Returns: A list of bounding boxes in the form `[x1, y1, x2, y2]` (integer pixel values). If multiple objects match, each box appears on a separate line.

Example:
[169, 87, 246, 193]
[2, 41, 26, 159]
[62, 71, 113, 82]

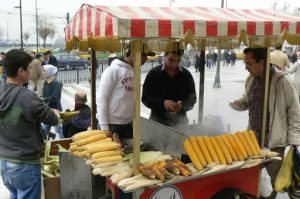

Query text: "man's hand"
[164, 100, 177, 112]
[229, 100, 241, 111]
[165, 100, 182, 114]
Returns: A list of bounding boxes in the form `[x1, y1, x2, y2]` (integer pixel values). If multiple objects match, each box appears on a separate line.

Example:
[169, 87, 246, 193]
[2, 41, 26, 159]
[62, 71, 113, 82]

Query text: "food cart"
[64, 4, 300, 198]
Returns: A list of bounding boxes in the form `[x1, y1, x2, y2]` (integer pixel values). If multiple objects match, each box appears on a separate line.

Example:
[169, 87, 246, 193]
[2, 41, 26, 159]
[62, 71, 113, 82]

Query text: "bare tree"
[38, 16, 56, 48]
[271, 2, 277, 11]
[0, 28, 3, 38]
[49, 29, 55, 46]
[24, 31, 30, 46]
[282, 2, 290, 12]
[294, 7, 300, 15]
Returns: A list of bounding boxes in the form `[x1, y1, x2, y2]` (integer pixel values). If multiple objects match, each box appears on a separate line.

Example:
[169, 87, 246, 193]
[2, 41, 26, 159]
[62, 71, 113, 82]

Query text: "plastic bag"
[275, 146, 294, 192]
[259, 167, 273, 197]
[289, 146, 300, 198]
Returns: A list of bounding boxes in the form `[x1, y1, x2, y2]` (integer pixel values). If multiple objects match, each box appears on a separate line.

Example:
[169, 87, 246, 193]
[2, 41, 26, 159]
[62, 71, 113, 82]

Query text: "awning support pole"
[90, 49, 97, 130]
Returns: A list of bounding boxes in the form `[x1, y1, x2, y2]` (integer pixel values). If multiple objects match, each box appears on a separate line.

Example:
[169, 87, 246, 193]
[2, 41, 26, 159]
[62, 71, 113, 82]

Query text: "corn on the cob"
[77, 138, 113, 151]
[236, 132, 253, 156]
[220, 135, 238, 161]
[210, 137, 227, 165]
[91, 150, 123, 159]
[76, 133, 107, 146]
[203, 136, 220, 164]
[196, 136, 213, 164]
[72, 130, 103, 141]
[225, 134, 244, 161]
[184, 139, 203, 170]
[232, 134, 248, 159]
[86, 142, 121, 154]
[91, 155, 123, 164]
[189, 136, 207, 167]
[248, 130, 261, 154]
[242, 131, 259, 156]
[215, 136, 233, 165]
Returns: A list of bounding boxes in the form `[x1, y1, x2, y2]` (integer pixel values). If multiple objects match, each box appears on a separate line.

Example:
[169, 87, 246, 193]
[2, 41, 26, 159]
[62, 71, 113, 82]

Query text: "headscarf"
[43, 64, 57, 78]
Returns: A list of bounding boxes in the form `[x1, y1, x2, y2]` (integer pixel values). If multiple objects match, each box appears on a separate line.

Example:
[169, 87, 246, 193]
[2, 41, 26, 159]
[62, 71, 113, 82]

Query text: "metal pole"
[90, 50, 97, 129]
[198, 50, 205, 123]
[35, 0, 39, 52]
[213, 0, 224, 88]
[19, 0, 23, 50]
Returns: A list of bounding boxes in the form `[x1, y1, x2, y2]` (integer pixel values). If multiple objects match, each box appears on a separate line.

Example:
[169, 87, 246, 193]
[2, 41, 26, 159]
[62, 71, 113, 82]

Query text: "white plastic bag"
[259, 167, 273, 197]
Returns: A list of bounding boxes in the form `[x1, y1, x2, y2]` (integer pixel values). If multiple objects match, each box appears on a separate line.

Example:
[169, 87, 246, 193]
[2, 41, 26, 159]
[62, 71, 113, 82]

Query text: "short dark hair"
[46, 50, 52, 54]
[275, 45, 282, 50]
[243, 48, 266, 62]
[3, 49, 33, 78]
[0, 52, 6, 56]
[164, 49, 184, 57]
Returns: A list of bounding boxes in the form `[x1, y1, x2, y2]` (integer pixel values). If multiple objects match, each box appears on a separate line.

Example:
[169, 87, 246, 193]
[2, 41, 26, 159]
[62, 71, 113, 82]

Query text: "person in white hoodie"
[96, 45, 154, 142]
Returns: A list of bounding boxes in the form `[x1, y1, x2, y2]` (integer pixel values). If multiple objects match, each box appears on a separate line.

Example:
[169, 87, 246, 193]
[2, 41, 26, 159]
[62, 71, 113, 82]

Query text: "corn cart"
[63, 4, 300, 199]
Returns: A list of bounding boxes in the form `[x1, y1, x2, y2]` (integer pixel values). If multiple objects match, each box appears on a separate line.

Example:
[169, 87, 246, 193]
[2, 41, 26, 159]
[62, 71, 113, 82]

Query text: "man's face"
[244, 52, 264, 78]
[164, 52, 181, 72]
[19, 64, 32, 83]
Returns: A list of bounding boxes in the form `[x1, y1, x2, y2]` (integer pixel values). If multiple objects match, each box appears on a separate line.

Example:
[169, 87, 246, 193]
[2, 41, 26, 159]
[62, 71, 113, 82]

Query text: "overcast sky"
[0, 0, 299, 43]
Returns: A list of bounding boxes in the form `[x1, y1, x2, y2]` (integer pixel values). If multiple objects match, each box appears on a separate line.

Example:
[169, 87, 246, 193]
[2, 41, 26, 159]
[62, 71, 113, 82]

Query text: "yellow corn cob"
[210, 137, 227, 165]
[215, 136, 233, 165]
[86, 142, 121, 154]
[76, 133, 107, 146]
[225, 134, 244, 161]
[77, 138, 113, 152]
[91, 155, 123, 164]
[69, 143, 78, 152]
[196, 136, 213, 164]
[203, 136, 220, 164]
[221, 135, 238, 161]
[72, 130, 103, 141]
[78, 151, 89, 158]
[242, 131, 259, 156]
[247, 130, 261, 154]
[91, 150, 123, 160]
[232, 134, 248, 159]
[236, 132, 254, 157]
[189, 136, 207, 167]
[184, 139, 203, 170]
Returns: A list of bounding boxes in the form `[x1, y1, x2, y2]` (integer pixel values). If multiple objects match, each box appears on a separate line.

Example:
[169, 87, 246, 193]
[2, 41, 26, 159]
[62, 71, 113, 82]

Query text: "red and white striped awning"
[65, 4, 300, 51]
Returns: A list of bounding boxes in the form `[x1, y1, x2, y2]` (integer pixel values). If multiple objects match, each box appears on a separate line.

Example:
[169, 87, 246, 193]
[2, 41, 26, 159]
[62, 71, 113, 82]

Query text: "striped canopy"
[65, 4, 300, 51]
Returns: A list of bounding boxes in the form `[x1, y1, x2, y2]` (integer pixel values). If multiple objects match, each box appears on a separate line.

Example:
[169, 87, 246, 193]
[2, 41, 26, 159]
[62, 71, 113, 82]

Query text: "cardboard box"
[44, 177, 61, 199]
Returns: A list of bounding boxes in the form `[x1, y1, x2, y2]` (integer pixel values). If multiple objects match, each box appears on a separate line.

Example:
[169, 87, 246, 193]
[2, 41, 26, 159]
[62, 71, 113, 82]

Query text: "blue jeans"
[0, 160, 41, 199]
[43, 123, 64, 139]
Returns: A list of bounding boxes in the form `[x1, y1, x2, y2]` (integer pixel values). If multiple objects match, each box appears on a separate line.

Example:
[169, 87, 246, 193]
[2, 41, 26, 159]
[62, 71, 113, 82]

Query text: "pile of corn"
[184, 130, 261, 171]
[69, 130, 124, 164]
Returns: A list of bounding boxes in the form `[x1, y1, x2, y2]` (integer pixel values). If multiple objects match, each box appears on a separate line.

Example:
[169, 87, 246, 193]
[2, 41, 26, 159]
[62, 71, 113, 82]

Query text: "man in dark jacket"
[63, 90, 91, 138]
[142, 49, 196, 126]
[0, 49, 60, 199]
[44, 50, 58, 66]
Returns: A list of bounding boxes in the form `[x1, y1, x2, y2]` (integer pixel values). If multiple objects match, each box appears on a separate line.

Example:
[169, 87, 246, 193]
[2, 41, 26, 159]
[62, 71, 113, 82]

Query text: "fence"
[57, 59, 159, 84]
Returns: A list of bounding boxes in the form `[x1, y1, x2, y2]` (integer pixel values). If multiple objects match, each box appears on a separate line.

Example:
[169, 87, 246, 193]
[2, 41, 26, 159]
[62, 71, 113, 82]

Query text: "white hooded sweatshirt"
[96, 59, 134, 130]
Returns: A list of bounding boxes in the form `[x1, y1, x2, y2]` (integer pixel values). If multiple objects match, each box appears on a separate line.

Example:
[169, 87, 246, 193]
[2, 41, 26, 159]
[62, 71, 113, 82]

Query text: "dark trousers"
[109, 123, 133, 140]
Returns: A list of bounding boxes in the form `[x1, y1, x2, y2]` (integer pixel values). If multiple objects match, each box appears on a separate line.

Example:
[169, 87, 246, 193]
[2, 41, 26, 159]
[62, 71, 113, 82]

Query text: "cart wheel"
[210, 187, 257, 199]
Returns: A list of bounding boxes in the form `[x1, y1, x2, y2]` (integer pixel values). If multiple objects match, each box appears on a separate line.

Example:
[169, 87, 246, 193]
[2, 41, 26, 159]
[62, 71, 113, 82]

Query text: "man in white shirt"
[96, 45, 154, 141]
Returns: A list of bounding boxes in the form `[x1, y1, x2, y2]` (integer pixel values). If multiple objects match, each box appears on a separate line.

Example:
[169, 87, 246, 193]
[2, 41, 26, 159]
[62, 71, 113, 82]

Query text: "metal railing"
[57, 60, 159, 84]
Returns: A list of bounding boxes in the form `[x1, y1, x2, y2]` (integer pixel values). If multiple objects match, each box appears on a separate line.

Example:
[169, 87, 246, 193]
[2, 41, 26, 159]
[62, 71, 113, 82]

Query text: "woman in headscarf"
[42, 64, 63, 139]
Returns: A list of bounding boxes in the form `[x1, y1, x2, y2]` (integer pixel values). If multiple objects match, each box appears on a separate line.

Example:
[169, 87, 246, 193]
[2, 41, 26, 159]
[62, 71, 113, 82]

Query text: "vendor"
[142, 48, 196, 126]
[96, 44, 155, 142]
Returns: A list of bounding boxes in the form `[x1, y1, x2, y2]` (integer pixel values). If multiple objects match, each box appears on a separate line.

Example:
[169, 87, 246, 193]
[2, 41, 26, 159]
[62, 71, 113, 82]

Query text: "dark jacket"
[0, 82, 59, 161]
[43, 79, 62, 111]
[48, 55, 58, 66]
[62, 104, 91, 138]
[142, 64, 196, 126]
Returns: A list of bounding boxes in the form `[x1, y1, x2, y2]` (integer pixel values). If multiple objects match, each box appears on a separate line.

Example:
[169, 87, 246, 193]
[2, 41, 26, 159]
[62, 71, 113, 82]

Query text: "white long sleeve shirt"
[96, 59, 134, 130]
